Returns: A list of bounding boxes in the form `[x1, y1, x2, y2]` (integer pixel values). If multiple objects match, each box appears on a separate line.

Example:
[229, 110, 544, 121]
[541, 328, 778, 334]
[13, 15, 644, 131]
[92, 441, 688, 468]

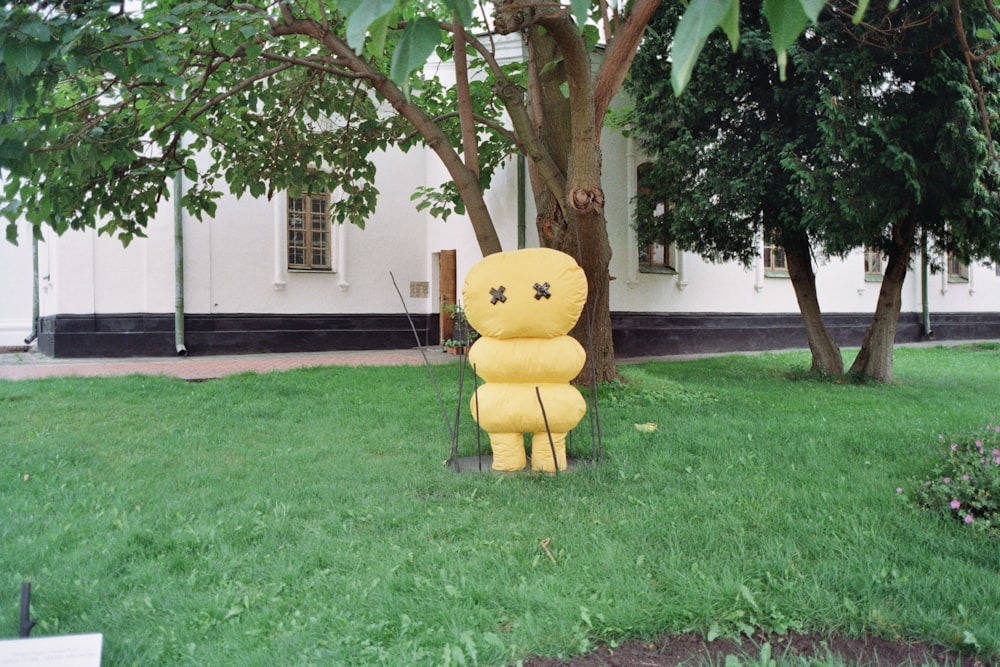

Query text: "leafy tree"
[628, 0, 1000, 383]
[629, 1, 845, 375]
[0, 0, 838, 381]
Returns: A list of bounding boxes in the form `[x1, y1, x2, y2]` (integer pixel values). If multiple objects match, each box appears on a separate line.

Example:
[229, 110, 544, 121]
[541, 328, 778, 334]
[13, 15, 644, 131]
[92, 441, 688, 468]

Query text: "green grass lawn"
[2, 345, 999, 666]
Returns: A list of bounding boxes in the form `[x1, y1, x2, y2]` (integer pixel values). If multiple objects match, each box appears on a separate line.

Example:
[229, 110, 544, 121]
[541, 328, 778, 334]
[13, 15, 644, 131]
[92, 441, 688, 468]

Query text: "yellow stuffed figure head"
[461, 247, 588, 340]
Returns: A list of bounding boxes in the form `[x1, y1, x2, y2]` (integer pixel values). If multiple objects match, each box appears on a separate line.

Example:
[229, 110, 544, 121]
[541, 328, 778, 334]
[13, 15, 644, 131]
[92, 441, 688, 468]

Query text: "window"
[638, 241, 676, 273]
[287, 191, 332, 270]
[762, 233, 787, 274]
[864, 247, 884, 281]
[947, 253, 968, 282]
[636, 162, 677, 274]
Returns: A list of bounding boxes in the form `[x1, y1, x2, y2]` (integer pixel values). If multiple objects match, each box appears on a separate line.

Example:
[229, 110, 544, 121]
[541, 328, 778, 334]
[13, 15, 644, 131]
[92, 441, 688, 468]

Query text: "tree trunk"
[782, 232, 843, 375]
[539, 190, 617, 384]
[848, 216, 918, 383]
[523, 18, 620, 384]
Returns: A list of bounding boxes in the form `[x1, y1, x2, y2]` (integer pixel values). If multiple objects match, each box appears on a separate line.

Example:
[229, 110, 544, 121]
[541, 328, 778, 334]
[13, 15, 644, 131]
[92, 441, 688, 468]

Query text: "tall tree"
[629, 2, 846, 375]
[809, 0, 1000, 382]
[0, 0, 845, 381]
[628, 0, 1000, 382]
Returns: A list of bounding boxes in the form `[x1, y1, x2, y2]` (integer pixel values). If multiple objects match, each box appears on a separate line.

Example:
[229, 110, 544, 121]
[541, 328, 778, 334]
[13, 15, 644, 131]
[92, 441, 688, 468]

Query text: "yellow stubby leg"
[530, 433, 567, 473]
[489, 433, 526, 472]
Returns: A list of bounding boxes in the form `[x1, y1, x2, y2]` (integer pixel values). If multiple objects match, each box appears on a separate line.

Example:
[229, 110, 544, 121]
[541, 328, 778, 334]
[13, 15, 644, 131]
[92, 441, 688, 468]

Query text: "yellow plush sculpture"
[463, 248, 588, 472]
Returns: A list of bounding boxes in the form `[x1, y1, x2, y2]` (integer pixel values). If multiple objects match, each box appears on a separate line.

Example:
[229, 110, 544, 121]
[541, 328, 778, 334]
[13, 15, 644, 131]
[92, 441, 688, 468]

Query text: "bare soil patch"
[523, 633, 986, 666]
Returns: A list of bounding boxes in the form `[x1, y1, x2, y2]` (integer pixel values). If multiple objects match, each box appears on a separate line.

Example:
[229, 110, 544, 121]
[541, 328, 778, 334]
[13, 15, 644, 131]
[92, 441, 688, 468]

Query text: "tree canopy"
[0, 0, 849, 245]
[628, 0, 1000, 381]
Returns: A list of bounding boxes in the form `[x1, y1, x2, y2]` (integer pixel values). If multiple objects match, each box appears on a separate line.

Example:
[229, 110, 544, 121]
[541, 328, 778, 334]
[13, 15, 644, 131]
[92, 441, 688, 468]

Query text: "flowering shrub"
[909, 420, 1000, 536]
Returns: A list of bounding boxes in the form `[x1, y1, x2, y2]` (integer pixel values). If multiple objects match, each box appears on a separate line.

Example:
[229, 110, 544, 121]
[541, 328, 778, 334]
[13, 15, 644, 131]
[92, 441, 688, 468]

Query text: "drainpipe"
[174, 169, 187, 356]
[23, 232, 39, 345]
[921, 228, 933, 339]
[517, 154, 526, 249]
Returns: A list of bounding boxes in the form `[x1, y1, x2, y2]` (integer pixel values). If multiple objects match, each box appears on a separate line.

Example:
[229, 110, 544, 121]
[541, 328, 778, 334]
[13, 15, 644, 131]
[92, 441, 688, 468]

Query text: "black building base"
[37, 313, 440, 358]
[34, 311, 1000, 359]
[611, 311, 1000, 358]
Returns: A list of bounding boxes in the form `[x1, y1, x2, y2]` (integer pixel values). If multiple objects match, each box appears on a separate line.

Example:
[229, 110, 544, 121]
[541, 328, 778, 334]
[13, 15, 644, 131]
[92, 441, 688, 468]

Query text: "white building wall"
[0, 219, 35, 346]
[26, 147, 434, 320]
[41, 226, 95, 315]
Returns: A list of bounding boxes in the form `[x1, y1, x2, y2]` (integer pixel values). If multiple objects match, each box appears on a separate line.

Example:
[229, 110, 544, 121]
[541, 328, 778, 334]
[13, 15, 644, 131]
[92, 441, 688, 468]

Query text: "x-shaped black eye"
[533, 282, 551, 300]
[489, 286, 507, 305]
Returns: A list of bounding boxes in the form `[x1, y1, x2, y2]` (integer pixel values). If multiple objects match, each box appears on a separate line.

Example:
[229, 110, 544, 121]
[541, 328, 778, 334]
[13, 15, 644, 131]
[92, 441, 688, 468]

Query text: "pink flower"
[963, 474, 970, 481]
[950, 500, 961, 510]
[896, 487, 903, 494]
[964, 514, 974, 524]
[951, 443, 958, 451]
[943, 477, 951, 484]
[976, 440, 984, 449]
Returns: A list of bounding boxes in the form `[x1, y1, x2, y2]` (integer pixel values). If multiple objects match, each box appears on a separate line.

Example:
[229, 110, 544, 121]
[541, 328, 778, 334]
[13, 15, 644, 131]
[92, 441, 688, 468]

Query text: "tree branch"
[593, 0, 662, 130]
[453, 17, 480, 177]
[532, 7, 603, 213]
[401, 112, 516, 145]
[456, 19, 567, 213]
[951, 0, 996, 160]
[271, 3, 502, 255]
[191, 63, 296, 119]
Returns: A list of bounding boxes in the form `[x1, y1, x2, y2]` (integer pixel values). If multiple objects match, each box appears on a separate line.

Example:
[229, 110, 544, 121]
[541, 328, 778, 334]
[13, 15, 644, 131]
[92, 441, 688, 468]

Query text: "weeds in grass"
[600, 368, 719, 407]
[908, 420, 1000, 535]
[705, 641, 955, 667]
[955, 342, 1000, 353]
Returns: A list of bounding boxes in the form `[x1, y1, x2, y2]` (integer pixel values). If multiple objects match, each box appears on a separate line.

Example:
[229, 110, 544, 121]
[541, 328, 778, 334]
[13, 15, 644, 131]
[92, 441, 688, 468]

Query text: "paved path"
[0, 348, 458, 381]
[2, 339, 995, 382]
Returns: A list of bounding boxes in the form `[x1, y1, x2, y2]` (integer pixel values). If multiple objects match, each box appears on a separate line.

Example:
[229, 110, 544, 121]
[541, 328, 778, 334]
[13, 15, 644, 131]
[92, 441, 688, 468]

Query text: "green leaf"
[440, 0, 474, 26]
[345, 0, 397, 53]
[852, 0, 870, 24]
[719, 0, 740, 50]
[583, 24, 601, 51]
[762, 0, 809, 80]
[976, 27, 994, 40]
[571, 0, 589, 30]
[244, 40, 262, 61]
[797, 0, 826, 23]
[19, 21, 52, 42]
[671, 0, 739, 95]
[364, 13, 391, 59]
[8, 43, 43, 76]
[389, 17, 441, 88]
[763, 0, 809, 55]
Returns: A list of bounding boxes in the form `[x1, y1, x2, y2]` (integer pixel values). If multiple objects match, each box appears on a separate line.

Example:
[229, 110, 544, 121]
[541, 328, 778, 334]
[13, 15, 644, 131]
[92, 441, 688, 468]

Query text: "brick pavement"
[0, 348, 458, 381]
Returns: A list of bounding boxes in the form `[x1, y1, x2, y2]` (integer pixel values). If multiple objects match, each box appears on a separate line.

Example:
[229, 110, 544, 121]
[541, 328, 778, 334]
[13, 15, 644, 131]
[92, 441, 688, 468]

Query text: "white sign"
[0, 634, 103, 666]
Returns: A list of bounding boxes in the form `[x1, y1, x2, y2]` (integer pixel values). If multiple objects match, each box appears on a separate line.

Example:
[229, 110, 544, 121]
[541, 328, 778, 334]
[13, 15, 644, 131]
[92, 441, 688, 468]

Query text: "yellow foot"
[530, 433, 567, 473]
[489, 433, 526, 472]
